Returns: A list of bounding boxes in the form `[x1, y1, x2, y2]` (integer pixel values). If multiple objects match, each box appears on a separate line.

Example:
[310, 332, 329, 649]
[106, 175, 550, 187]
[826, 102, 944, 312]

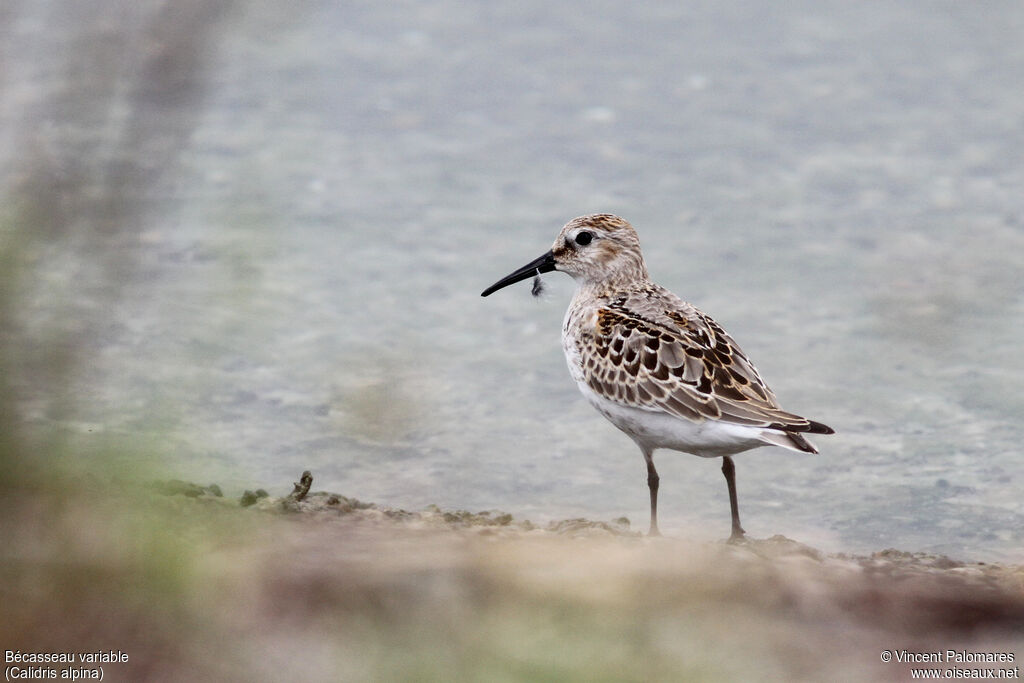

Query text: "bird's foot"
[726, 528, 747, 545]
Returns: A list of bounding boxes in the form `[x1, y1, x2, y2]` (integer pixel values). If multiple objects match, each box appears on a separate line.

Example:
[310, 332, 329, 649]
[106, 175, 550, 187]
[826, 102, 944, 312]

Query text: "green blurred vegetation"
[1, 0, 236, 478]
[0, 0, 247, 676]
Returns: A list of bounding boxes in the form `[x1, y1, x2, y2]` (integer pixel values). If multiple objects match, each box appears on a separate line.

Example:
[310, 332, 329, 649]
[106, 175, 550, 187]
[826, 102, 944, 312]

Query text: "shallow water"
[3, 0, 1023, 561]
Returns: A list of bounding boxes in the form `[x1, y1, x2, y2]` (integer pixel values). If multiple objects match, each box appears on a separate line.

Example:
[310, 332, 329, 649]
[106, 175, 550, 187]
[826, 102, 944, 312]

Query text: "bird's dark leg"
[721, 456, 745, 543]
[643, 448, 660, 536]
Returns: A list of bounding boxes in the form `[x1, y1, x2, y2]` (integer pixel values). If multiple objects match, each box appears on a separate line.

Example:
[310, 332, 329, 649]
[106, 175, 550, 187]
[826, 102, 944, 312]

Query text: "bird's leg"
[721, 456, 745, 543]
[643, 448, 660, 536]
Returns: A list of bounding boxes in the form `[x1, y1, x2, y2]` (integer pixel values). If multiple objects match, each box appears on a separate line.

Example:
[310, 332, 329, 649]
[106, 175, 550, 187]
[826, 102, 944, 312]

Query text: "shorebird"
[481, 214, 833, 540]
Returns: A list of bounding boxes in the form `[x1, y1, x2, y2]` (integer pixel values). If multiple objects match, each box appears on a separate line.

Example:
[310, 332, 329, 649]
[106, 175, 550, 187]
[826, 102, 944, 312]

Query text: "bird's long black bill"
[480, 251, 556, 297]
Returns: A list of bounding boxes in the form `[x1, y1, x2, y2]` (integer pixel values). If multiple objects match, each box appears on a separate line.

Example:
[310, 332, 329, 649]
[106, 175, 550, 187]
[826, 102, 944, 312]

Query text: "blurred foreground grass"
[1, 474, 1021, 682]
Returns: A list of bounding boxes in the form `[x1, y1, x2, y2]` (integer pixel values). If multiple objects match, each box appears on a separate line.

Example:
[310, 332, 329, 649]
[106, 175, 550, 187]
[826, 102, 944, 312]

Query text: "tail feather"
[758, 429, 821, 453]
[782, 431, 819, 453]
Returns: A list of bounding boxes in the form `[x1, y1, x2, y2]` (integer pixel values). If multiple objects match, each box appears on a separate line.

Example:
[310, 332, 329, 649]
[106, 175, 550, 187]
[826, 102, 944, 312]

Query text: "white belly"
[574, 380, 770, 457]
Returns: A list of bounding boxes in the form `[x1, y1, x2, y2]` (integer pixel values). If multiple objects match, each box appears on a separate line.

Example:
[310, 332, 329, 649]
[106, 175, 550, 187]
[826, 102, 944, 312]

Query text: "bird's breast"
[561, 299, 600, 384]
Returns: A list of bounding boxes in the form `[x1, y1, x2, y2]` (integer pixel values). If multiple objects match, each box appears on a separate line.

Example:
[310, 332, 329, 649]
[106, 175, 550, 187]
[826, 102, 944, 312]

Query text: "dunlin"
[482, 214, 833, 540]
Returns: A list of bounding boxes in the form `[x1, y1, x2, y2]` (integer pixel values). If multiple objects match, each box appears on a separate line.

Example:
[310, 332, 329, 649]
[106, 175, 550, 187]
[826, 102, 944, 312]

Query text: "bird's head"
[481, 214, 649, 297]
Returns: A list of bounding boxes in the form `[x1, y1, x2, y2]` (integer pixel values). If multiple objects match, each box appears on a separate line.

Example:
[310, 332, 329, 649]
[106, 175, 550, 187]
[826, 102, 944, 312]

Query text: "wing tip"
[805, 420, 835, 435]
[767, 418, 835, 435]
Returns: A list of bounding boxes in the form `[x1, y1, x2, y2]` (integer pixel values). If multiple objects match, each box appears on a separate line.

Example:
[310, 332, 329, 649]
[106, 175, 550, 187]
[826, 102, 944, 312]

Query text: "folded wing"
[579, 288, 833, 440]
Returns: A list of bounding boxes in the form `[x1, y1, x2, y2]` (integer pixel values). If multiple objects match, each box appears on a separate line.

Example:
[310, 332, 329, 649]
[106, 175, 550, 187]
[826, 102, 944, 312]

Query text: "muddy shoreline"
[153, 470, 1024, 637]
[3, 469, 1019, 681]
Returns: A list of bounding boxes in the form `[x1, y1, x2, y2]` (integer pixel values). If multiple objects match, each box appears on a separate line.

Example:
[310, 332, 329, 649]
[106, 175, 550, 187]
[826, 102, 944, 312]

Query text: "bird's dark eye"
[575, 231, 593, 246]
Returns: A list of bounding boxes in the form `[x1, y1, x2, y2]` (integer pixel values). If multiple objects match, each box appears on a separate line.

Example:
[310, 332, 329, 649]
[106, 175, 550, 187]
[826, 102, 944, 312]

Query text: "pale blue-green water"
[3, 0, 1022, 560]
